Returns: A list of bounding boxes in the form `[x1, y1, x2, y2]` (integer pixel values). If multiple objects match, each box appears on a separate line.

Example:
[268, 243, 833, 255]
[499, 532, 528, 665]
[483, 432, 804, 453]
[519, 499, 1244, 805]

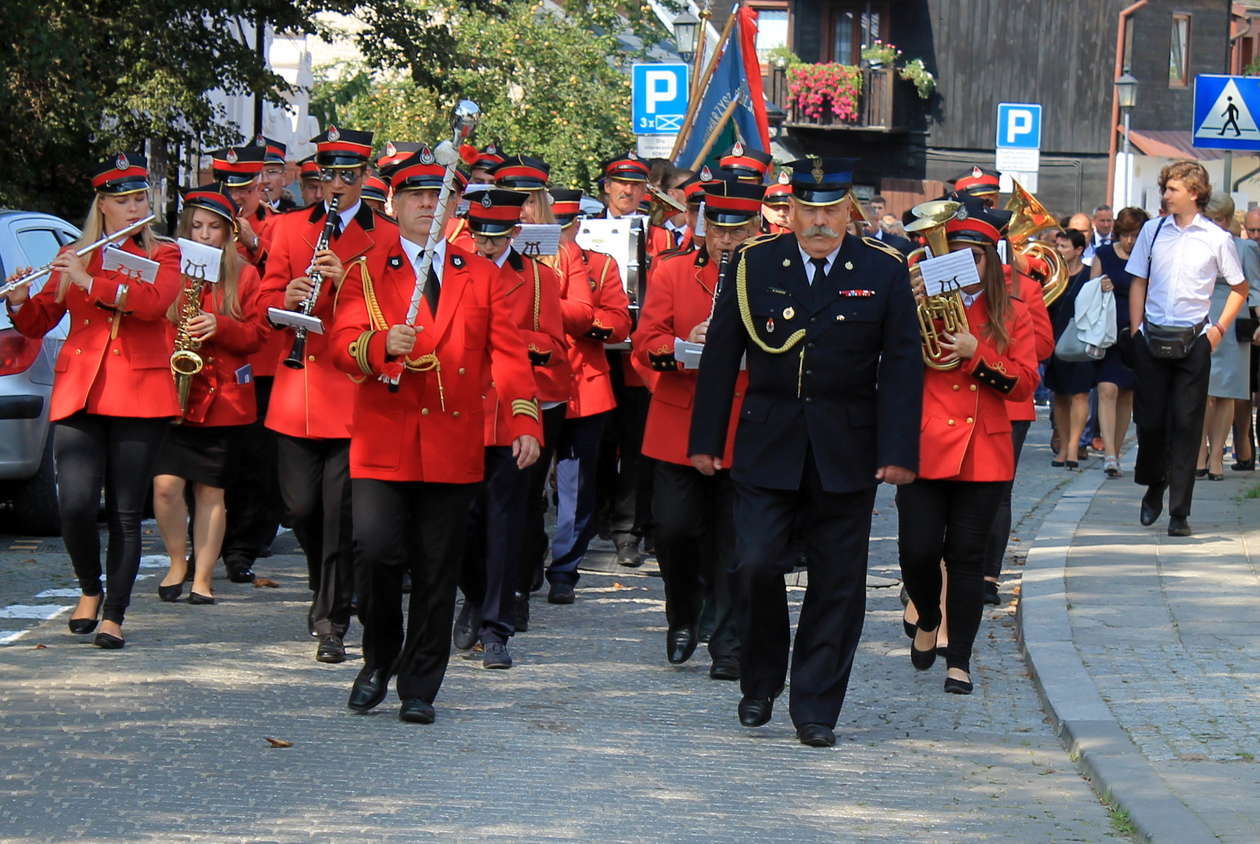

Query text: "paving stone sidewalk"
[1050, 470, 1260, 842]
[0, 420, 1122, 842]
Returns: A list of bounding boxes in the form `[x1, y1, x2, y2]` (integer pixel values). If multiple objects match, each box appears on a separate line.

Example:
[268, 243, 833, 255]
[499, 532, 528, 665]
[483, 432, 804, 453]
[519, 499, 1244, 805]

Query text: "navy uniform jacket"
[688, 232, 923, 493]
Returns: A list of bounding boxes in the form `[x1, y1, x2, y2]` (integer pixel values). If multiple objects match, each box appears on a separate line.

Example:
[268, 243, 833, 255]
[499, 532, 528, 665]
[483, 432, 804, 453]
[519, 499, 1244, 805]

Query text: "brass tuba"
[905, 200, 969, 371]
[1005, 179, 1069, 306]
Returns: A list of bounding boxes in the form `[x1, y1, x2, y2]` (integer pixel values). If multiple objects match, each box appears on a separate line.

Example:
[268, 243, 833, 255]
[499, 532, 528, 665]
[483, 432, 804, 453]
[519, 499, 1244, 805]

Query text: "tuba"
[904, 199, 969, 371]
[1005, 179, 1069, 306]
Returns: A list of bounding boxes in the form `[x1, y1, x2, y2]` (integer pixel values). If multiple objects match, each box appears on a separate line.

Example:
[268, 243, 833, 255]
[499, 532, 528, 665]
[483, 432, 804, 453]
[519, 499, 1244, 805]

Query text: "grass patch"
[1240, 483, 1260, 499]
[1104, 799, 1137, 837]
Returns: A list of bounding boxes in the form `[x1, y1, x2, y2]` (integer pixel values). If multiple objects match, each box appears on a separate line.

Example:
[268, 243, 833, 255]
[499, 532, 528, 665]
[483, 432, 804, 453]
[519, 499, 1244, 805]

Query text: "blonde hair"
[522, 191, 556, 225]
[59, 193, 161, 302]
[172, 205, 244, 319]
[1159, 160, 1212, 210]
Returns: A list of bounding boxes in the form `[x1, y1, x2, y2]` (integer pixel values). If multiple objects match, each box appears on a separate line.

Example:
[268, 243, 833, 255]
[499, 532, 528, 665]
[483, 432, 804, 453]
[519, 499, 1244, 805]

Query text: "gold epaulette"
[861, 236, 907, 264]
[735, 252, 808, 355]
[511, 398, 541, 421]
[737, 233, 783, 253]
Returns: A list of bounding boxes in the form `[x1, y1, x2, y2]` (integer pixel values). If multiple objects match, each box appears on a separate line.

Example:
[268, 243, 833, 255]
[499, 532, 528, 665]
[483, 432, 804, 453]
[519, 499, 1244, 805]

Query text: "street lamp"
[1115, 72, 1138, 207]
[673, 10, 700, 63]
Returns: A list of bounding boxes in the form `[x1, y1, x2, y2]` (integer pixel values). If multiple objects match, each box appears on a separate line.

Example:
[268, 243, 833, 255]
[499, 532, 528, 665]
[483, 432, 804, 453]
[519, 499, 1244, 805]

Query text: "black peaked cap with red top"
[312, 125, 373, 168]
[703, 179, 767, 227]
[718, 142, 772, 183]
[467, 189, 528, 237]
[209, 145, 265, 187]
[91, 152, 150, 195]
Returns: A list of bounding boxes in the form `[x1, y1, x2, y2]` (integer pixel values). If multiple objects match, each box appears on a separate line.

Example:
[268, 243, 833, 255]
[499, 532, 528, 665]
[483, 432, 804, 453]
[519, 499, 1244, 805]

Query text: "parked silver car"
[0, 210, 80, 534]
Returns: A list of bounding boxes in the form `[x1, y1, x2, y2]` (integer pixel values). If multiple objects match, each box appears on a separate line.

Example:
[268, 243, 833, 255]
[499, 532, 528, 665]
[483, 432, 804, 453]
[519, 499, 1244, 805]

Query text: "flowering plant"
[787, 63, 863, 122]
[861, 40, 900, 66]
[899, 58, 936, 99]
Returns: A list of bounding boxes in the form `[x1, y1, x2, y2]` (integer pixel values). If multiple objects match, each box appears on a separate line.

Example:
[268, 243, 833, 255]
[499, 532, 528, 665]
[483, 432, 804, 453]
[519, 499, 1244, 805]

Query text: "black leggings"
[897, 478, 1006, 673]
[55, 412, 167, 624]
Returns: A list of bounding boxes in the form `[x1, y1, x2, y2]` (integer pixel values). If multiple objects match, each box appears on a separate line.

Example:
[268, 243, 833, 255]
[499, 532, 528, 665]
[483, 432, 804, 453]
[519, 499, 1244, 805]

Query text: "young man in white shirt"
[1125, 160, 1247, 536]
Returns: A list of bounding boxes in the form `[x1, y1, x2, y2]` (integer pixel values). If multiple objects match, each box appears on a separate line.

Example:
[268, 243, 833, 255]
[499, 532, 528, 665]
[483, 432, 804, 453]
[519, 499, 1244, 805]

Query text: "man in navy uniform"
[688, 157, 922, 747]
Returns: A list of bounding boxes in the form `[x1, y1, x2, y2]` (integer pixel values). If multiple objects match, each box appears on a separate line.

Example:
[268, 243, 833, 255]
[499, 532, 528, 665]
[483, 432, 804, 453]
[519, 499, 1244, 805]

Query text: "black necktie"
[330, 212, 343, 241]
[423, 255, 440, 313]
[809, 257, 828, 285]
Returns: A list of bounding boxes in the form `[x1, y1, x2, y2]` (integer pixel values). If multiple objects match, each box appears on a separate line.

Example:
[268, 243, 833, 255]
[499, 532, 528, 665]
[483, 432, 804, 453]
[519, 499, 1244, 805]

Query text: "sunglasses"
[319, 168, 363, 185]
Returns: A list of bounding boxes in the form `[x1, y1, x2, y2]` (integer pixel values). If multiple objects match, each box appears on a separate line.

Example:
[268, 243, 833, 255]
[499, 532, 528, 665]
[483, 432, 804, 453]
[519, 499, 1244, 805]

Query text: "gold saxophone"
[170, 273, 207, 417]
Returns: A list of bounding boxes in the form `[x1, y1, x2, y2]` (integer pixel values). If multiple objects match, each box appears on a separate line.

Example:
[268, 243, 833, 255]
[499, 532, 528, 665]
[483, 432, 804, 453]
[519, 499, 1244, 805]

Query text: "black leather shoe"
[982, 581, 1000, 606]
[1232, 459, 1255, 471]
[796, 723, 836, 747]
[348, 666, 389, 712]
[483, 641, 513, 669]
[1139, 485, 1165, 526]
[944, 675, 974, 695]
[399, 698, 435, 724]
[68, 595, 102, 634]
[307, 605, 317, 638]
[738, 695, 773, 727]
[547, 583, 575, 604]
[226, 566, 255, 584]
[1168, 516, 1192, 537]
[666, 624, 698, 665]
[709, 656, 739, 681]
[911, 626, 938, 671]
[513, 592, 529, 632]
[188, 592, 215, 605]
[157, 582, 182, 603]
[697, 600, 716, 643]
[452, 601, 480, 650]
[93, 632, 125, 649]
[614, 535, 641, 568]
[316, 635, 346, 664]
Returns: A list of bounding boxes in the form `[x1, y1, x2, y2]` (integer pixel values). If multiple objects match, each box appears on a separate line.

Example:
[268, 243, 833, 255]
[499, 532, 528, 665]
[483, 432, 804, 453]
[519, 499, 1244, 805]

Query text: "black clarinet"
[708, 250, 730, 320]
[283, 194, 340, 370]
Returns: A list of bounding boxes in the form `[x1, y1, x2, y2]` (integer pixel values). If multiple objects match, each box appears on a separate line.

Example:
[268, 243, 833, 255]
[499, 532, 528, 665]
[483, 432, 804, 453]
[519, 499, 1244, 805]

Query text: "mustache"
[802, 225, 841, 238]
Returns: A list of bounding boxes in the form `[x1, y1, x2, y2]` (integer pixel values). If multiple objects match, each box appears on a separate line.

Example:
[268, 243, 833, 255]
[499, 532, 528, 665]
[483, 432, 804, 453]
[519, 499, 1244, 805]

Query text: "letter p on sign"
[645, 70, 677, 113]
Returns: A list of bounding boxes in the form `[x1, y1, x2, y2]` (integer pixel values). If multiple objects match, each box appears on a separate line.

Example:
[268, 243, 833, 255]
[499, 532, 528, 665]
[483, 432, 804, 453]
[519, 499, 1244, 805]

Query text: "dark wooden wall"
[1128, 0, 1231, 132]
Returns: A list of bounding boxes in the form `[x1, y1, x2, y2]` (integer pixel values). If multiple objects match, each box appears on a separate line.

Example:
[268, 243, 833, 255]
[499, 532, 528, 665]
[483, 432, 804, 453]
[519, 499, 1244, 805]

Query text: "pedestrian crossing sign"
[1193, 75, 1260, 150]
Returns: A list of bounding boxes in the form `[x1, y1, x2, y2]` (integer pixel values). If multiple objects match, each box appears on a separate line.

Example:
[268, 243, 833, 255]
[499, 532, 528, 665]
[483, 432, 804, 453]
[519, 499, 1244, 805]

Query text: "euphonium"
[904, 200, 968, 371]
[170, 272, 208, 416]
[1006, 179, 1069, 306]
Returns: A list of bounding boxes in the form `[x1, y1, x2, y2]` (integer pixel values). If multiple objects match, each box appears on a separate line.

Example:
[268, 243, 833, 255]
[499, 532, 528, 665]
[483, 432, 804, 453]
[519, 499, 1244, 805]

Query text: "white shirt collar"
[1169, 213, 1212, 233]
[326, 199, 361, 231]
[962, 288, 985, 308]
[400, 236, 447, 279]
[798, 243, 843, 283]
[493, 247, 513, 268]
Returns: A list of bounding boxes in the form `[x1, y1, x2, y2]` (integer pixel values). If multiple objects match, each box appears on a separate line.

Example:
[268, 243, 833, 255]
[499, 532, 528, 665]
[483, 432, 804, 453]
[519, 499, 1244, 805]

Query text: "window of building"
[823, 2, 886, 65]
[1170, 13, 1191, 87]
[751, 4, 790, 67]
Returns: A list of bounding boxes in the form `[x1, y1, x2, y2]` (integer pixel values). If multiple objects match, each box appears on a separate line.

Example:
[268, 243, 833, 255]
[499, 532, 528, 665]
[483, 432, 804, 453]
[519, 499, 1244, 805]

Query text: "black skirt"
[152, 424, 243, 488]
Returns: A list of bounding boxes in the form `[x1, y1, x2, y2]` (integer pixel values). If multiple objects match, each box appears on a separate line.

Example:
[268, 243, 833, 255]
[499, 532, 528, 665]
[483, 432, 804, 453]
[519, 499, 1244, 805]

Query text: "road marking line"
[34, 589, 82, 598]
[0, 631, 25, 644]
[0, 605, 71, 620]
[138, 555, 168, 568]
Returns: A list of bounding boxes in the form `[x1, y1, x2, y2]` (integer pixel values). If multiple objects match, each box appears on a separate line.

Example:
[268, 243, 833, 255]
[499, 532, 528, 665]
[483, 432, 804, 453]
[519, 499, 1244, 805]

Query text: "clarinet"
[708, 250, 731, 321]
[283, 194, 341, 370]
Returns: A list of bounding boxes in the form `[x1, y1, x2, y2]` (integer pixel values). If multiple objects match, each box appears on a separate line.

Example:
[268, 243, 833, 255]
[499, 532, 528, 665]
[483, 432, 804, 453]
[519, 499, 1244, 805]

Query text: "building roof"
[1129, 129, 1227, 161]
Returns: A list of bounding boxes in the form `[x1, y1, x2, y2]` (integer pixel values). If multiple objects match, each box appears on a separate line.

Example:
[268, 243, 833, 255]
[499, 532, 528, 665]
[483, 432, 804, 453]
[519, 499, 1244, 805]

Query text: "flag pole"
[670, 3, 741, 161]
[689, 5, 713, 103]
[688, 98, 741, 171]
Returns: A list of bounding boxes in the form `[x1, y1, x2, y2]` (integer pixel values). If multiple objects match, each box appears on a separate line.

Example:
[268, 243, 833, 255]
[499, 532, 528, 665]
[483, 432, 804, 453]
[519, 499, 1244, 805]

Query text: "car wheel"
[11, 432, 59, 536]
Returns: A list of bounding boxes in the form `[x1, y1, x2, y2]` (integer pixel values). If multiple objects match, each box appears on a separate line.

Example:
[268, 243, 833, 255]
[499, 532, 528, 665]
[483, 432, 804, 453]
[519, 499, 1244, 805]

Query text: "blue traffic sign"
[632, 64, 689, 135]
[1193, 75, 1260, 150]
[996, 103, 1042, 150]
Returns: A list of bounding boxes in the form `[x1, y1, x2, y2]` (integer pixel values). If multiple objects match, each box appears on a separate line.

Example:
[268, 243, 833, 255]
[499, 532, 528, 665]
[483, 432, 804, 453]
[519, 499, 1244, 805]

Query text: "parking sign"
[632, 64, 689, 135]
[996, 103, 1042, 150]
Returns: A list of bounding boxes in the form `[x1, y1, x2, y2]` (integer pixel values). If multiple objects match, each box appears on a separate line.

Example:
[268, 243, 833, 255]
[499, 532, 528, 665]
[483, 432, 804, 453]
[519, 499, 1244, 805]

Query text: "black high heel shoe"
[944, 672, 973, 695]
[1195, 468, 1209, 479]
[93, 631, 125, 649]
[910, 626, 938, 671]
[188, 592, 215, 605]
[67, 594, 102, 634]
[158, 582, 183, 602]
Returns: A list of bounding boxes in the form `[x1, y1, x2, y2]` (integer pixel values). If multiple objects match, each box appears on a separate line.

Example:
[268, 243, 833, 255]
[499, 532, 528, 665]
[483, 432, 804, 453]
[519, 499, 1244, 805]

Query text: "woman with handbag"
[1091, 207, 1150, 477]
[1043, 228, 1096, 469]
[1196, 195, 1260, 480]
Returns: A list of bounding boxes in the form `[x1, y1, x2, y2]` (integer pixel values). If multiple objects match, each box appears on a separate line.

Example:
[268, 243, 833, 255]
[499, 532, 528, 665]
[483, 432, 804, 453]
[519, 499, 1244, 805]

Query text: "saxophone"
[170, 272, 208, 417]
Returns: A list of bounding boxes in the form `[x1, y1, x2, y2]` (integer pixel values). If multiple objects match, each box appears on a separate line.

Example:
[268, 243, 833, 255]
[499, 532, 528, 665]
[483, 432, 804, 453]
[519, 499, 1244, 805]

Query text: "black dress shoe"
[796, 723, 836, 747]
[483, 641, 513, 669]
[307, 605, 318, 638]
[316, 635, 346, 664]
[188, 592, 215, 605]
[1232, 459, 1255, 471]
[1208, 473, 1225, 482]
[399, 698, 435, 724]
[93, 632, 125, 649]
[68, 595, 102, 634]
[348, 666, 389, 712]
[902, 618, 916, 639]
[697, 600, 716, 643]
[157, 582, 182, 603]
[982, 581, 1000, 606]
[1195, 468, 1209, 479]
[513, 592, 529, 632]
[547, 583, 575, 605]
[709, 656, 739, 681]
[738, 695, 773, 727]
[1140, 485, 1165, 526]
[666, 624, 698, 665]
[910, 626, 938, 671]
[226, 566, 255, 584]
[614, 535, 641, 568]
[452, 601, 480, 650]
[944, 675, 974, 695]
[1168, 516, 1192, 537]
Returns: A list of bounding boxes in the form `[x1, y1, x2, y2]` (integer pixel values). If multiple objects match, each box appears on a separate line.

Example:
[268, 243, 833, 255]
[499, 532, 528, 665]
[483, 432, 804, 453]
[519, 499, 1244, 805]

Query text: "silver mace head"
[452, 99, 481, 143]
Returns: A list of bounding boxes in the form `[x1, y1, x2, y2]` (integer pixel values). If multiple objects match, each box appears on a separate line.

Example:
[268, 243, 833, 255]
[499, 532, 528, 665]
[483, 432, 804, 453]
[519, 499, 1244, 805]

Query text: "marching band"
[3, 118, 1074, 745]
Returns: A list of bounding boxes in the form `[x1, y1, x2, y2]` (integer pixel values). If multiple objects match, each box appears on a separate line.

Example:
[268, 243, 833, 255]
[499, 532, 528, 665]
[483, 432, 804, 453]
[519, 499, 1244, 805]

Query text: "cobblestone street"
[0, 422, 1122, 841]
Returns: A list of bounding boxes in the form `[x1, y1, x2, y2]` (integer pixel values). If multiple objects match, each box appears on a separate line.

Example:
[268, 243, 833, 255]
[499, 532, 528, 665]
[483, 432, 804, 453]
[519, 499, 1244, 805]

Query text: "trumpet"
[646, 182, 687, 215]
[283, 194, 340, 370]
[1006, 179, 1069, 306]
[904, 200, 968, 371]
[0, 214, 156, 299]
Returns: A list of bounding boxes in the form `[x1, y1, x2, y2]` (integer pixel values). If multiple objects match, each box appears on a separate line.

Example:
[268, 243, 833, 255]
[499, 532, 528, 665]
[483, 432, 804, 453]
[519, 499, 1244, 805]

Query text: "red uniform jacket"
[548, 240, 596, 337]
[633, 248, 746, 467]
[259, 202, 397, 439]
[170, 265, 264, 427]
[919, 296, 1038, 481]
[238, 205, 287, 378]
[12, 237, 182, 421]
[330, 240, 542, 483]
[235, 204, 274, 269]
[1004, 267, 1053, 423]
[484, 250, 569, 446]
[565, 248, 632, 418]
[445, 216, 476, 253]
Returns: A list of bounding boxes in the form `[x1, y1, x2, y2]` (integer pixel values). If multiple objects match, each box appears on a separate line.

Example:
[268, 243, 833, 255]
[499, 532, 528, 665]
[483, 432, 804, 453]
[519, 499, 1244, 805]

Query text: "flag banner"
[675, 5, 772, 169]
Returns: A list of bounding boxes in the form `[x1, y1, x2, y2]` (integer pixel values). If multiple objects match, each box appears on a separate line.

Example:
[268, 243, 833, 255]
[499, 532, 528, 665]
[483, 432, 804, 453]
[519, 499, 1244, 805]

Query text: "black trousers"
[982, 419, 1032, 580]
[897, 478, 1006, 673]
[1132, 334, 1211, 518]
[653, 461, 739, 661]
[734, 461, 876, 728]
[520, 404, 567, 595]
[54, 413, 166, 624]
[222, 376, 283, 571]
[597, 353, 653, 537]
[462, 445, 528, 643]
[276, 435, 353, 637]
[354, 479, 476, 702]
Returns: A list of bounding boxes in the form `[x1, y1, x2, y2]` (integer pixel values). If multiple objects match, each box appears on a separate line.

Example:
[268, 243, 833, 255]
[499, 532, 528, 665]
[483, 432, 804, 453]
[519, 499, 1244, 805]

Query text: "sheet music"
[176, 238, 222, 283]
[512, 224, 561, 257]
[673, 338, 746, 370]
[917, 250, 981, 297]
[100, 246, 159, 284]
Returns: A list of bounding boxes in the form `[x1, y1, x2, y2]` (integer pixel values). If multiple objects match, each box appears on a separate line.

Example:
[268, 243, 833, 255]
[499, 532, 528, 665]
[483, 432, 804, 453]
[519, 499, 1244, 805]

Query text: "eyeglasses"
[318, 168, 363, 185]
[1247, 227, 1260, 236]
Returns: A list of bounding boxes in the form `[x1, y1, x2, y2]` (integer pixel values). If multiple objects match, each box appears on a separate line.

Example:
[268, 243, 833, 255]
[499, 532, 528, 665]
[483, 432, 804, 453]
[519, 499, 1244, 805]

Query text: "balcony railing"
[766, 66, 904, 132]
